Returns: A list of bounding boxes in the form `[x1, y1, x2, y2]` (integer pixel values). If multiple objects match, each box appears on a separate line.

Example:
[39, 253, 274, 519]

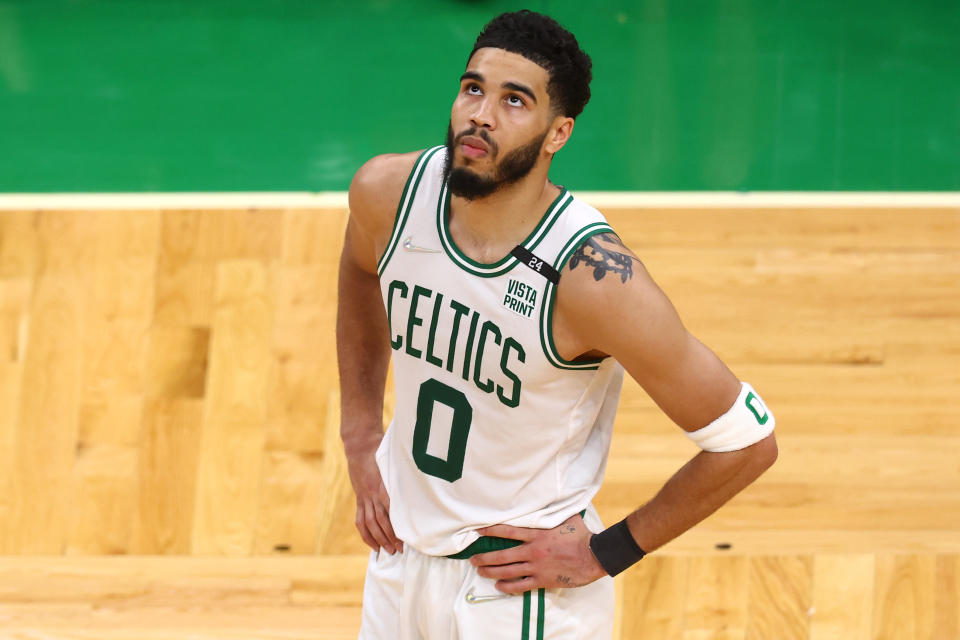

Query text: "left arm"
[472, 232, 777, 593]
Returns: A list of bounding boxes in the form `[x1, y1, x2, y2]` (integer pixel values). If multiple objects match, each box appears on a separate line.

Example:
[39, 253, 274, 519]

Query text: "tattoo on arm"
[569, 233, 635, 283]
[559, 524, 577, 534]
[557, 575, 575, 587]
[599, 232, 626, 248]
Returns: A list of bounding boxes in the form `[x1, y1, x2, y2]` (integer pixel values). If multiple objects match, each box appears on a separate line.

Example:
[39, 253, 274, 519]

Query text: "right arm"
[336, 151, 421, 554]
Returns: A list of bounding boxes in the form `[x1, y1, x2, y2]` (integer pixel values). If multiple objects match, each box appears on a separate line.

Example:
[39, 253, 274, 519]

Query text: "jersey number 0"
[412, 378, 473, 482]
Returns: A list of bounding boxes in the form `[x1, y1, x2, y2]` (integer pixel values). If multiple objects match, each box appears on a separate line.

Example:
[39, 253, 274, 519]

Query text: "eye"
[465, 84, 482, 95]
[507, 94, 525, 107]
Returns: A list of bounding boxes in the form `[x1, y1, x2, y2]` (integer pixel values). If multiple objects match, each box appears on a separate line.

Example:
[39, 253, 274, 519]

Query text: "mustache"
[454, 127, 498, 154]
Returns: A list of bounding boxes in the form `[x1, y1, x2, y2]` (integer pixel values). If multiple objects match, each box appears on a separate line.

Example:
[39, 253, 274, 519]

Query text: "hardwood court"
[0, 199, 957, 638]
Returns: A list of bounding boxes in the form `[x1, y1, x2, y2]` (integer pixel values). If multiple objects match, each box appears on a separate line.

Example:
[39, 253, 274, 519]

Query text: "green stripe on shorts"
[520, 588, 546, 640]
[522, 591, 530, 640]
[537, 588, 545, 639]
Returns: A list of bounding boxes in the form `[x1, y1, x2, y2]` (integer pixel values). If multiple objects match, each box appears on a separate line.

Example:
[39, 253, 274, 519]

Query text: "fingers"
[354, 506, 379, 552]
[361, 498, 397, 555]
[350, 461, 402, 555]
[470, 544, 526, 568]
[377, 482, 391, 511]
[373, 499, 403, 553]
[377, 483, 403, 553]
[471, 517, 604, 593]
[495, 575, 538, 595]
[476, 562, 533, 581]
[476, 523, 535, 541]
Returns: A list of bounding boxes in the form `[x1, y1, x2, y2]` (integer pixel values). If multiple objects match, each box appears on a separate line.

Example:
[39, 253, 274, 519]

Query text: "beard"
[443, 122, 550, 201]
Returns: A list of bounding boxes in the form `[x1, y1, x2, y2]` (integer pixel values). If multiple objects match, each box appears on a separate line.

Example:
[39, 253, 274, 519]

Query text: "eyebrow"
[459, 71, 538, 105]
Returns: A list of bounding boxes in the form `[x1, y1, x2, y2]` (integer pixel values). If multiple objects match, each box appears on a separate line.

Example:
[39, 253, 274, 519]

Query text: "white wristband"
[683, 382, 775, 452]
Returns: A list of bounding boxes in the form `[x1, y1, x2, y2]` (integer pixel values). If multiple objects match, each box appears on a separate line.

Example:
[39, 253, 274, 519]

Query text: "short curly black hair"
[468, 10, 592, 119]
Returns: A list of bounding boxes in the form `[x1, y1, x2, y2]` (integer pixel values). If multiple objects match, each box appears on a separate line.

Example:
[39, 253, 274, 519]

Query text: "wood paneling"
[0, 203, 956, 637]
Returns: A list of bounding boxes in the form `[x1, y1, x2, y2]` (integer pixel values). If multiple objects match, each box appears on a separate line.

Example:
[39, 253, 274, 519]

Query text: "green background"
[1, 0, 957, 192]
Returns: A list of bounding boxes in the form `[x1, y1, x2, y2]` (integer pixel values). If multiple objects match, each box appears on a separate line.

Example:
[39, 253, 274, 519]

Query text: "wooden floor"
[0, 202, 958, 638]
[0, 553, 957, 639]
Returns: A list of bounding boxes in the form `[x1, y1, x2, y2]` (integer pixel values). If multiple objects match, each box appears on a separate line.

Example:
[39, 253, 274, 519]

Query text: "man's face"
[444, 47, 555, 200]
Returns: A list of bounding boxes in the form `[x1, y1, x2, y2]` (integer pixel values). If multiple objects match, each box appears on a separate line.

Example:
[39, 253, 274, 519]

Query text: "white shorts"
[358, 512, 615, 640]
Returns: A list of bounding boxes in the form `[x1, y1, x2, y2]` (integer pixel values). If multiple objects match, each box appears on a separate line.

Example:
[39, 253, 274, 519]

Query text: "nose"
[470, 96, 495, 130]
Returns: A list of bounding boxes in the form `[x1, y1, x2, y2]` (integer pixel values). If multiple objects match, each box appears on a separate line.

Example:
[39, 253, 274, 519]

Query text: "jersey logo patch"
[402, 236, 441, 253]
[745, 391, 769, 425]
[502, 278, 538, 319]
[464, 588, 514, 603]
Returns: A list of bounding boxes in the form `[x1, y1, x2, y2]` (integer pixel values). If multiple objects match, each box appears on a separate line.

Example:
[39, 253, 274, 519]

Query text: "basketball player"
[337, 10, 777, 639]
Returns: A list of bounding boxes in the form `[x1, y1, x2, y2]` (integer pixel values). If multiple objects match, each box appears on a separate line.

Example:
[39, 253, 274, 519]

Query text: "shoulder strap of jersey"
[377, 146, 445, 276]
[537, 198, 617, 371]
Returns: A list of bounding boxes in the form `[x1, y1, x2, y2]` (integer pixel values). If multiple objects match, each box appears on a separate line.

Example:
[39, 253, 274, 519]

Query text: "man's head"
[444, 10, 592, 200]
[468, 10, 593, 120]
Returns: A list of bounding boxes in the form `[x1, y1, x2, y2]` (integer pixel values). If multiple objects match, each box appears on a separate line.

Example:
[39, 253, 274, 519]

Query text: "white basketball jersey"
[375, 146, 625, 556]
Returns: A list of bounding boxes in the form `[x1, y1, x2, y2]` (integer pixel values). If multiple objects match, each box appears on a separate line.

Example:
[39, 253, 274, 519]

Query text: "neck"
[448, 164, 562, 260]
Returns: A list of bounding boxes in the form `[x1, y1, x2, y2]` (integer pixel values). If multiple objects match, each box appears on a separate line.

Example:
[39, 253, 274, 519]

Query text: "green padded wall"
[0, 0, 957, 191]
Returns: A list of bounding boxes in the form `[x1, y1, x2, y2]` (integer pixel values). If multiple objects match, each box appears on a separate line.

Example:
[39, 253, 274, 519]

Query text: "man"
[337, 10, 777, 640]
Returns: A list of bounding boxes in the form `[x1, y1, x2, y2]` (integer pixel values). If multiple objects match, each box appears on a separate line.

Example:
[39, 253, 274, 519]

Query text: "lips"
[459, 135, 489, 157]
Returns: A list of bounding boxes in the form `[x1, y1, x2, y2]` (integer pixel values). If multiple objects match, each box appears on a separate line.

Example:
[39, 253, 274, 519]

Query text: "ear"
[544, 116, 575, 154]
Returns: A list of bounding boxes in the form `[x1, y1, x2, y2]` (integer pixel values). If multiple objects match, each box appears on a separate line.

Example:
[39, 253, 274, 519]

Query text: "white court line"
[574, 191, 960, 208]
[0, 191, 959, 210]
[0, 192, 350, 210]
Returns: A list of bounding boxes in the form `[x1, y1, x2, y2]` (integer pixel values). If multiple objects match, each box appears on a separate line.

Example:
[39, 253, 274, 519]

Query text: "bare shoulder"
[565, 232, 645, 284]
[560, 232, 657, 302]
[556, 231, 742, 430]
[349, 150, 425, 242]
[553, 231, 672, 358]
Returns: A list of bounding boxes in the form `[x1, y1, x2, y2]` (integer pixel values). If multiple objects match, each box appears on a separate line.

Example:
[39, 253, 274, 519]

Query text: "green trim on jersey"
[539, 222, 617, 370]
[445, 535, 522, 559]
[437, 180, 573, 278]
[376, 146, 444, 277]
[446, 510, 586, 559]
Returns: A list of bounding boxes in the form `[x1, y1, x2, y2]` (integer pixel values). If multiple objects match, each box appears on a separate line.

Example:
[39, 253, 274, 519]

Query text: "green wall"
[1, 0, 957, 192]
